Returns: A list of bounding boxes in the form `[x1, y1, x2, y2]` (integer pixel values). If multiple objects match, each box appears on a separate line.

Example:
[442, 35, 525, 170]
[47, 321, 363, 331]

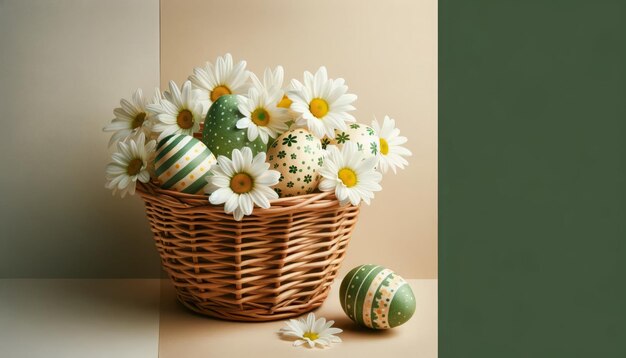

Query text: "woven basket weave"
[136, 182, 359, 322]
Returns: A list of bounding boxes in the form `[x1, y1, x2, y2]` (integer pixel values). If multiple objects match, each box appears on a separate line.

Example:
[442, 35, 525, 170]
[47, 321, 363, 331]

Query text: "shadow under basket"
[136, 182, 360, 322]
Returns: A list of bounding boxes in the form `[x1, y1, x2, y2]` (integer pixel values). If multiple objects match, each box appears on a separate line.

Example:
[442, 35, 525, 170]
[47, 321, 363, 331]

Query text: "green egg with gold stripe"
[154, 134, 217, 194]
[339, 264, 416, 329]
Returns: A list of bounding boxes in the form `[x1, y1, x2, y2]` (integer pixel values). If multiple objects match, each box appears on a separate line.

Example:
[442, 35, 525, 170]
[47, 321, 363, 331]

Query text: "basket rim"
[136, 182, 351, 216]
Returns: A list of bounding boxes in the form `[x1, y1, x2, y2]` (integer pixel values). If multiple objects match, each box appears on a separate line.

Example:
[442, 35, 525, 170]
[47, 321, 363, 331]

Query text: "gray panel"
[0, 0, 162, 277]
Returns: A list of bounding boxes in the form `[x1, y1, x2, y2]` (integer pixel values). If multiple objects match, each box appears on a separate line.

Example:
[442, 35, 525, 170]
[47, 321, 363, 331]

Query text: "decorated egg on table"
[327, 123, 380, 158]
[267, 128, 324, 197]
[153, 134, 216, 194]
[202, 94, 266, 158]
[340, 264, 416, 329]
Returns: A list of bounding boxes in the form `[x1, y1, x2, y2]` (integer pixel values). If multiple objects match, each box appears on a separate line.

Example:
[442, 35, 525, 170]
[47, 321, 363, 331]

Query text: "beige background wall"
[0, 0, 436, 279]
[161, 0, 437, 278]
[0, 0, 161, 277]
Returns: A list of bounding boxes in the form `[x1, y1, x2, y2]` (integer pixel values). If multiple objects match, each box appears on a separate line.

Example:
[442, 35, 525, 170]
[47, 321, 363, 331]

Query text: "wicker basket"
[136, 182, 360, 322]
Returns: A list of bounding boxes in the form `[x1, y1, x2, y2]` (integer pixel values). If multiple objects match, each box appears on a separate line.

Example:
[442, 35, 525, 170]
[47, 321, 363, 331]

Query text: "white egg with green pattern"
[267, 128, 324, 197]
[326, 123, 380, 158]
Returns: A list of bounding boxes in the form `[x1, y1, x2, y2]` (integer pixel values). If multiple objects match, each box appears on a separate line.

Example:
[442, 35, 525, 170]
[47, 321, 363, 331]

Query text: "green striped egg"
[154, 134, 216, 194]
[340, 264, 416, 329]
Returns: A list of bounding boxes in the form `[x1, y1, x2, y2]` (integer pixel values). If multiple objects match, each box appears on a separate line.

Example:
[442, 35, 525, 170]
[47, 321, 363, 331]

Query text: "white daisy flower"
[206, 147, 280, 221]
[319, 143, 382, 206]
[188, 53, 250, 114]
[151, 86, 164, 105]
[279, 313, 343, 348]
[250, 65, 284, 94]
[103, 88, 154, 147]
[146, 80, 204, 142]
[236, 87, 290, 144]
[287, 66, 357, 139]
[105, 132, 156, 198]
[372, 115, 412, 174]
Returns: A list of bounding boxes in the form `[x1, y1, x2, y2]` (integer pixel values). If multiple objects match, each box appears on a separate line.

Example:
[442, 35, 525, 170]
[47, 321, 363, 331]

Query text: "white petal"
[232, 207, 244, 221]
[318, 179, 335, 192]
[224, 194, 239, 213]
[231, 149, 245, 172]
[240, 147, 253, 168]
[249, 189, 270, 209]
[247, 125, 259, 142]
[217, 156, 235, 177]
[255, 170, 279, 186]
[348, 189, 361, 206]
[236, 117, 251, 129]
[239, 194, 253, 215]
[209, 187, 233, 205]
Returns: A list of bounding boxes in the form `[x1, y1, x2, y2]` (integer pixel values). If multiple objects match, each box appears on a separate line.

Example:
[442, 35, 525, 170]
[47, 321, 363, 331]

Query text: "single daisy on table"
[103, 88, 154, 147]
[371, 115, 412, 174]
[319, 143, 382, 206]
[105, 132, 156, 198]
[206, 147, 280, 221]
[188, 53, 250, 114]
[287, 66, 357, 139]
[279, 313, 342, 348]
[236, 87, 290, 144]
[146, 80, 204, 142]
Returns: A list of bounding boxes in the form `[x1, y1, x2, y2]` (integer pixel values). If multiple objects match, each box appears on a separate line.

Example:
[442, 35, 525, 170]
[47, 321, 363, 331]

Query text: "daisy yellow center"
[132, 112, 146, 129]
[277, 95, 292, 108]
[309, 98, 329, 119]
[303, 332, 319, 341]
[230, 173, 253, 194]
[177, 109, 194, 129]
[251, 108, 270, 126]
[338, 168, 358, 187]
[211, 85, 231, 102]
[127, 158, 143, 176]
[380, 138, 389, 155]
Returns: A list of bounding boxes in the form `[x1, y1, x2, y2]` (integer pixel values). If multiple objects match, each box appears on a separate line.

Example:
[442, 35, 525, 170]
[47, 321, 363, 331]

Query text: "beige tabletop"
[0, 278, 436, 357]
[158, 278, 437, 358]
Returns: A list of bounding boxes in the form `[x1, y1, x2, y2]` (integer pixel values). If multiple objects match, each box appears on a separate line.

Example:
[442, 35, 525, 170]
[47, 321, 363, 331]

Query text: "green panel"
[440, 1, 626, 356]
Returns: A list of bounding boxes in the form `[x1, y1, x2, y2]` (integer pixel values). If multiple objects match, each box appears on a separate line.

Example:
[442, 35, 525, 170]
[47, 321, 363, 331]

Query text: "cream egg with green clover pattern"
[326, 123, 380, 159]
[267, 128, 323, 197]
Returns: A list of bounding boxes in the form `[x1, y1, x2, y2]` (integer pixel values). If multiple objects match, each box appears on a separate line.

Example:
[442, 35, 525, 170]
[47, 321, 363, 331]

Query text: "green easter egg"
[339, 264, 416, 329]
[154, 134, 216, 194]
[202, 94, 266, 158]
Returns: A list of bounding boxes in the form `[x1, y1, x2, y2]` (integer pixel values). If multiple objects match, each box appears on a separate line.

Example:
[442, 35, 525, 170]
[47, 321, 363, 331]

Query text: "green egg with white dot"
[202, 94, 266, 158]
[328, 123, 380, 158]
[340, 264, 416, 329]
